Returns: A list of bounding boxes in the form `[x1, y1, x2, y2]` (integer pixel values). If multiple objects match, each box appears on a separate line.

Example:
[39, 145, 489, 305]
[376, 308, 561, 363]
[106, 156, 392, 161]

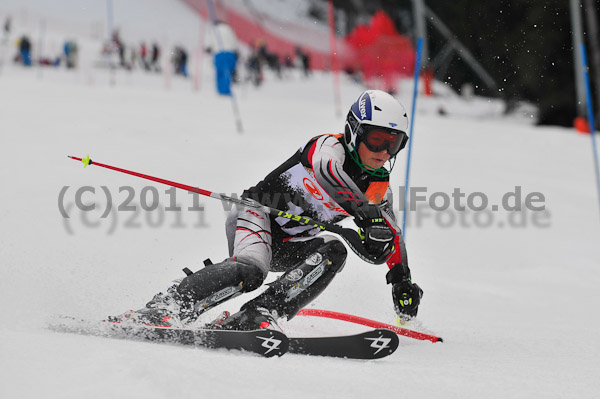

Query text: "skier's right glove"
[354, 205, 395, 260]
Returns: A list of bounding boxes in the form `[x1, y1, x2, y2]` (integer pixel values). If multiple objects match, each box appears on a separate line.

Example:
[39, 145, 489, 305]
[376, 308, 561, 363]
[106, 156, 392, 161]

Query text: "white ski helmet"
[344, 90, 409, 158]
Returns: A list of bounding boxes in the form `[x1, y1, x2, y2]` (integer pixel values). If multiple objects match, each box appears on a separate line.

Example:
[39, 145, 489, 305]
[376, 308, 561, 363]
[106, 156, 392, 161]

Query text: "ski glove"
[386, 263, 423, 319]
[391, 279, 423, 319]
[354, 205, 395, 260]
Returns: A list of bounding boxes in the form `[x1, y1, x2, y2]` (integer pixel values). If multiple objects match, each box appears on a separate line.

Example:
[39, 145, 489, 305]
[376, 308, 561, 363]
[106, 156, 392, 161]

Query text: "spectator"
[63, 40, 78, 69]
[295, 46, 311, 77]
[246, 45, 263, 87]
[140, 42, 149, 70]
[284, 54, 293, 69]
[128, 45, 138, 70]
[254, 39, 284, 78]
[173, 46, 188, 77]
[3, 16, 10, 38]
[118, 42, 128, 69]
[111, 29, 130, 69]
[150, 42, 161, 72]
[18, 35, 32, 66]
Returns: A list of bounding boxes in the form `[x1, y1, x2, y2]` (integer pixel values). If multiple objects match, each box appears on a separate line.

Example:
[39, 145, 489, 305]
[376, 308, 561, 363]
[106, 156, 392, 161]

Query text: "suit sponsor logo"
[303, 178, 324, 200]
[304, 263, 325, 286]
[210, 286, 239, 303]
[245, 210, 264, 219]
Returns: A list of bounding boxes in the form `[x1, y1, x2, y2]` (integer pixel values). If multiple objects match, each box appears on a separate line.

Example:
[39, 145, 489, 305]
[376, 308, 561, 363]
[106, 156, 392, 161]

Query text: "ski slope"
[1, 1, 600, 398]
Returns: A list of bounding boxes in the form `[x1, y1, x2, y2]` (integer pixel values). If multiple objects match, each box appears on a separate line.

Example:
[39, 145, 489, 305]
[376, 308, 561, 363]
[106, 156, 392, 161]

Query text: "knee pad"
[319, 238, 347, 273]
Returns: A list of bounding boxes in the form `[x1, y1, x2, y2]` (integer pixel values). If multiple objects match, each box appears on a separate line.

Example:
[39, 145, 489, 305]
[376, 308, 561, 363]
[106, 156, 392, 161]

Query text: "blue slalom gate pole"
[206, 0, 243, 133]
[580, 43, 600, 219]
[402, 38, 424, 236]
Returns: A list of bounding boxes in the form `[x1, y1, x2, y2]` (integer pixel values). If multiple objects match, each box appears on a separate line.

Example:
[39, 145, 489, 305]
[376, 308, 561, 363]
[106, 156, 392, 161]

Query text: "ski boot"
[215, 305, 283, 332]
[107, 282, 193, 328]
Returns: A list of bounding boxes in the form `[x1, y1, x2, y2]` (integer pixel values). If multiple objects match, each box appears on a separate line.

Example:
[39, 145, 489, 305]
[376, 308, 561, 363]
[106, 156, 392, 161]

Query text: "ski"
[288, 328, 399, 359]
[107, 323, 289, 358]
[48, 316, 288, 358]
[49, 316, 398, 359]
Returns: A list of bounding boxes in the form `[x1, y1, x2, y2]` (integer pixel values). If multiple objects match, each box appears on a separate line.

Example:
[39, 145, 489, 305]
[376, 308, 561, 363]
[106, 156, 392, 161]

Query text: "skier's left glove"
[386, 264, 423, 319]
[391, 279, 423, 318]
[354, 205, 395, 260]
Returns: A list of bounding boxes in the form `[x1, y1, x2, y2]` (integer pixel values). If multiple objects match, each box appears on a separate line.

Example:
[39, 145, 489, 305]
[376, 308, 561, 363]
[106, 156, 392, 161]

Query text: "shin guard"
[176, 260, 264, 315]
[244, 238, 347, 320]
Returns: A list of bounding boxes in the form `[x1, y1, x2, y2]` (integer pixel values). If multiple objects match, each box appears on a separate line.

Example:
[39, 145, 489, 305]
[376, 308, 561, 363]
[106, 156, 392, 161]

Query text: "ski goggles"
[358, 125, 409, 156]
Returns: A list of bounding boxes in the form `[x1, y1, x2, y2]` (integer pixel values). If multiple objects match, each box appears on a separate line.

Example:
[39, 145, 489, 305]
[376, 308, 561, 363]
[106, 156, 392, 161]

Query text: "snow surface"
[1, 1, 600, 398]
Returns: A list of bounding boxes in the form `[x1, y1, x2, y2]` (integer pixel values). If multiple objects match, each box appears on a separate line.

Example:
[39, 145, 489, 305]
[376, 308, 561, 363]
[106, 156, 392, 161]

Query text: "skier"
[111, 90, 423, 331]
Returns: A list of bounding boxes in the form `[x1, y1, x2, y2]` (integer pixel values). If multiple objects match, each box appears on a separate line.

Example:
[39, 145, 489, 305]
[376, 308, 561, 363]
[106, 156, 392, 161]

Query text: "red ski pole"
[68, 155, 385, 265]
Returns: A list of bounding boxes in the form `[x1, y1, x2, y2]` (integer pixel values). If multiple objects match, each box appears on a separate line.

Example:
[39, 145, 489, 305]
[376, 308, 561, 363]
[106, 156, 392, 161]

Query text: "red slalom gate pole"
[297, 308, 443, 343]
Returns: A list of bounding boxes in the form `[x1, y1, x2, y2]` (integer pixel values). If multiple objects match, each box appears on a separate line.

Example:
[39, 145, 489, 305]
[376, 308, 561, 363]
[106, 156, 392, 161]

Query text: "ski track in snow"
[0, 1, 599, 398]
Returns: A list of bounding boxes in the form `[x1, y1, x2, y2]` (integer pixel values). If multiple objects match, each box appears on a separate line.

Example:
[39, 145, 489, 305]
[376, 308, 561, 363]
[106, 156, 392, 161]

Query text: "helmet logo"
[389, 122, 397, 127]
[359, 97, 367, 119]
[303, 178, 324, 200]
[355, 93, 372, 121]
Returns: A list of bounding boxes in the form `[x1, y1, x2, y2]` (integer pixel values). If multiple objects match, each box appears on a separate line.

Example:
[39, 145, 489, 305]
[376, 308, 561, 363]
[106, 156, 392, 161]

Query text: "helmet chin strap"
[348, 144, 396, 178]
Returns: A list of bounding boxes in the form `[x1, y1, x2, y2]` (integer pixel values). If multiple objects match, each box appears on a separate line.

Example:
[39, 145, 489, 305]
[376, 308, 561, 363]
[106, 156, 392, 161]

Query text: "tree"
[325, 0, 587, 127]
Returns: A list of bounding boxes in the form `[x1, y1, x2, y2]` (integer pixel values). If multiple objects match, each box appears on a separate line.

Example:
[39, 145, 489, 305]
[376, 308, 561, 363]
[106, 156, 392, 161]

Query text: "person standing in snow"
[149, 42, 160, 72]
[173, 46, 188, 77]
[63, 40, 78, 69]
[295, 46, 311, 77]
[111, 90, 423, 331]
[139, 42, 149, 70]
[246, 44, 263, 86]
[3, 16, 10, 38]
[18, 35, 32, 66]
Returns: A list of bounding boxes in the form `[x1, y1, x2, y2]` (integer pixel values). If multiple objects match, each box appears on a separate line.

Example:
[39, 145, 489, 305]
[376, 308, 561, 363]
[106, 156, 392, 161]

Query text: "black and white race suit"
[224, 133, 408, 276]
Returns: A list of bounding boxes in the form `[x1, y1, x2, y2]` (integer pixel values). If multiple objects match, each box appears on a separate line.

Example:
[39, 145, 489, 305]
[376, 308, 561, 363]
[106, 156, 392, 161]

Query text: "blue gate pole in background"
[402, 38, 424, 237]
[580, 43, 600, 220]
[206, 0, 244, 133]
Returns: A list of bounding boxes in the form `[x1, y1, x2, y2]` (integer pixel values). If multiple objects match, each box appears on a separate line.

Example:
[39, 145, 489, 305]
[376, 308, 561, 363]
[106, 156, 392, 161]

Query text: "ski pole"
[68, 155, 385, 265]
